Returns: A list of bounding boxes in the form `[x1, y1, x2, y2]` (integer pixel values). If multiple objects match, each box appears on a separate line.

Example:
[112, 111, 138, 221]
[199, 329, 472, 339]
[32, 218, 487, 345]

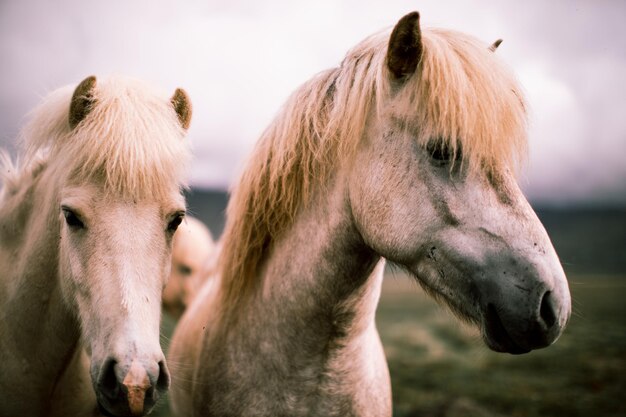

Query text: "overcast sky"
[1, 0, 624, 206]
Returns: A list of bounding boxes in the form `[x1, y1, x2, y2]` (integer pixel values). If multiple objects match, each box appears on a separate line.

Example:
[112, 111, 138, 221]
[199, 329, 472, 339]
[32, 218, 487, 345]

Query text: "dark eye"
[426, 141, 459, 164]
[62, 207, 85, 229]
[177, 264, 192, 276]
[167, 212, 185, 233]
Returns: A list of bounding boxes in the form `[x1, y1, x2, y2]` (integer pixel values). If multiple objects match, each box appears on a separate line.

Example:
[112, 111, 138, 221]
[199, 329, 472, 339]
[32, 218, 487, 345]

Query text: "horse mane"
[218, 27, 528, 307]
[1, 76, 190, 201]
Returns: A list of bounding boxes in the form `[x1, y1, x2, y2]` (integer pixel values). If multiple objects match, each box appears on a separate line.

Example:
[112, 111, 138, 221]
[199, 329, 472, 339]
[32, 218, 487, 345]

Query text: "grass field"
[155, 273, 626, 417]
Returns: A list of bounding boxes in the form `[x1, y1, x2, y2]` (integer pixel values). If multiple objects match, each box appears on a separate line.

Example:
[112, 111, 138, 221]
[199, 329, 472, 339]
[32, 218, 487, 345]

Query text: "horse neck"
[0, 164, 81, 390]
[223, 172, 383, 362]
[198, 173, 391, 415]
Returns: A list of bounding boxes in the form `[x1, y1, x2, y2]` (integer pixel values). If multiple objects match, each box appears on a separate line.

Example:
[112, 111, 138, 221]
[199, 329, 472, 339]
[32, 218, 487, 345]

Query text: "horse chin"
[95, 393, 157, 417]
[96, 392, 156, 417]
[482, 304, 531, 355]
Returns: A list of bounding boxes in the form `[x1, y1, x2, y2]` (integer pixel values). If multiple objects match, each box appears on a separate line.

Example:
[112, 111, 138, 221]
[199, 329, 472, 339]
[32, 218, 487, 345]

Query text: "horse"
[0, 75, 192, 417]
[168, 12, 571, 417]
[162, 216, 217, 319]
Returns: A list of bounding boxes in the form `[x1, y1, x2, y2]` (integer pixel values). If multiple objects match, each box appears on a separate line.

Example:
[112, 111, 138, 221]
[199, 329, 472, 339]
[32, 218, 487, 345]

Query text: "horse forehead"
[61, 184, 184, 210]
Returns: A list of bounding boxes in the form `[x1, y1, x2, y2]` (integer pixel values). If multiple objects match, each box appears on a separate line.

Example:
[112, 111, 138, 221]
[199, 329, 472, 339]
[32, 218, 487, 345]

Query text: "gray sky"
[1, 0, 625, 206]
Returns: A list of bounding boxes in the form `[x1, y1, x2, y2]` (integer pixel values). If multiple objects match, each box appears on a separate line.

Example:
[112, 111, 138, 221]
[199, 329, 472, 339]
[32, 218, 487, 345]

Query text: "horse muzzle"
[477, 260, 571, 355]
[411, 235, 571, 355]
[94, 357, 170, 416]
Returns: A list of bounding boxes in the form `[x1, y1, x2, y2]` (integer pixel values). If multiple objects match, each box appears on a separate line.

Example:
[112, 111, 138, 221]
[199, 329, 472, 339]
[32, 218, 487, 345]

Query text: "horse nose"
[483, 283, 568, 354]
[525, 289, 562, 348]
[539, 290, 558, 328]
[96, 357, 170, 416]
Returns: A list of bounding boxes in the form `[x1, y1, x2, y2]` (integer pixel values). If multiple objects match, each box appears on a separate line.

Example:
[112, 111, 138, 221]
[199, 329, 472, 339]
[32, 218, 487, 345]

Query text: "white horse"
[162, 216, 216, 319]
[0, 75, 192, 416]
[169, 12, 571, 417]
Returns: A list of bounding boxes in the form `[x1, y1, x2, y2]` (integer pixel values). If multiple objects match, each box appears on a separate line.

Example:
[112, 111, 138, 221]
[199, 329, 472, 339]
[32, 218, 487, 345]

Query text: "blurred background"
[1, 1, 624, 416]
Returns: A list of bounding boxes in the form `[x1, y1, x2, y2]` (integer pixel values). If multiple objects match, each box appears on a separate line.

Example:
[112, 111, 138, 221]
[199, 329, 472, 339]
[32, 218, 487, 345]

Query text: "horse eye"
[167, 213, 184, 232]
[177, 264, 192, 276]
[426, 141, 458, 164]
[62, 207, 85, 229]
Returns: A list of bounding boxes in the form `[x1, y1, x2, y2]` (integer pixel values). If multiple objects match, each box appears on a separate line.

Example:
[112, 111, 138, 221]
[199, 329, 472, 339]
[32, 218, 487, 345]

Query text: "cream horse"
[0, 75, 192, 417]
[170, 12, 571, 417]
[162, 216, 216, 319]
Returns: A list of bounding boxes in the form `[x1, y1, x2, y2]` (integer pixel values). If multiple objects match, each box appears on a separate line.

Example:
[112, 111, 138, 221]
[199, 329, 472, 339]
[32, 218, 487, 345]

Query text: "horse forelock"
[17, 76, 191, 200]
[218, 26, 528, 309]
[395, 28, 528, 174]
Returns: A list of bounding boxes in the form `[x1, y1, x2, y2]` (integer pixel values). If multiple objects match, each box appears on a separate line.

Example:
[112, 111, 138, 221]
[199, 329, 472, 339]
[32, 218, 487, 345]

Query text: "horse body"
[170, 12, 571, 416]
[0, 76, 191, 416]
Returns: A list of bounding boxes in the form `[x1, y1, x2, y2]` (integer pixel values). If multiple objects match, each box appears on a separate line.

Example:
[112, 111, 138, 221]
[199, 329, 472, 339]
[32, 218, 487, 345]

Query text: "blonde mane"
[219, 27, 528, 306]
[1, 76, 190, 201]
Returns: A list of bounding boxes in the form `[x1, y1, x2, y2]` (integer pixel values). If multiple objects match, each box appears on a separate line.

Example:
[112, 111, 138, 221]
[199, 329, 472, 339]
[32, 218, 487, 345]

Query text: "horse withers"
[0, 75, 192, 416]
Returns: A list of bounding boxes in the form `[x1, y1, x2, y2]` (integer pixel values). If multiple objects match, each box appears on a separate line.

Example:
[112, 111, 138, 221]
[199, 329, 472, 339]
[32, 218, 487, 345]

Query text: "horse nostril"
[99, 358, 120, 400]
[539, 290, 557, 328]
[156, 360, 170, 392]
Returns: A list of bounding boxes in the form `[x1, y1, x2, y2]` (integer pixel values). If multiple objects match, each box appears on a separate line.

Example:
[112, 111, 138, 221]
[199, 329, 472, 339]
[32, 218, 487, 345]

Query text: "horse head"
[56, 76, 192, 415]
[349, 13, 571, 354]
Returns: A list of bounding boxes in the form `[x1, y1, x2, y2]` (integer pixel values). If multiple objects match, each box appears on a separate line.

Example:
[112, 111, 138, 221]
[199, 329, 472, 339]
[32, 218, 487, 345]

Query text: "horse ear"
[386, 11, 422, 80]
[489, 39, 503, 52]
[171, 88, 192, 130]
[69, 75, 97, 129]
